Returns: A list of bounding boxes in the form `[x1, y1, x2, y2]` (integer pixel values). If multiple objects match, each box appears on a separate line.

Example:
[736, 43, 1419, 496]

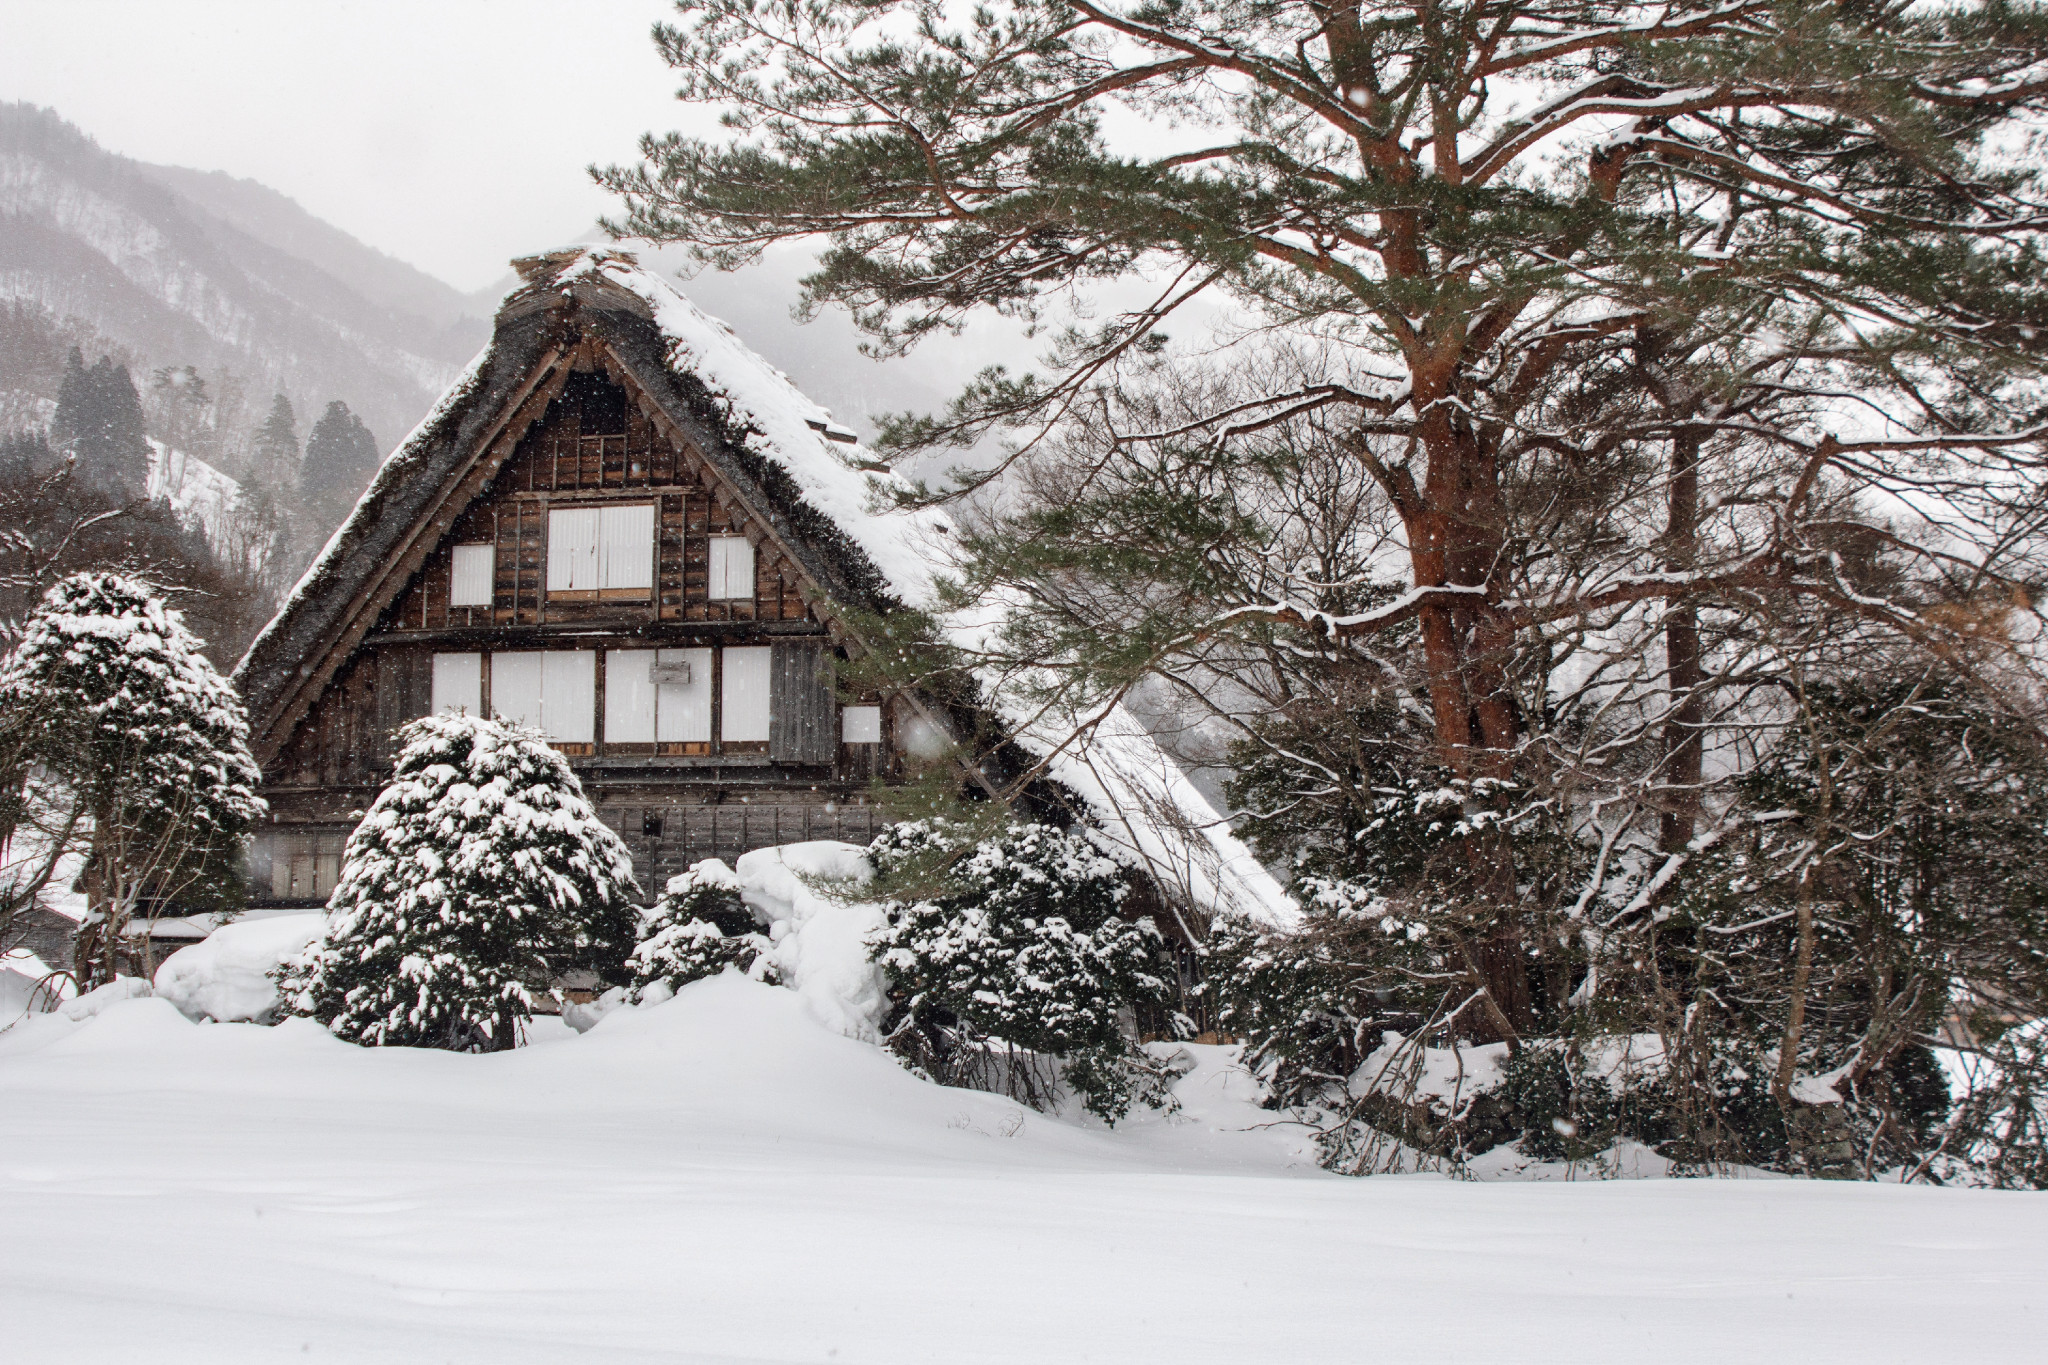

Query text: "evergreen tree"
[866, 818, 1169, 1121]
[0, 573, 263, 986]
[627, 859, 778, 1000]
[48, 346, 88, 450]
[147, 365, 214, 461]
[50, 351, 151, 498]
[0, 429, 46, 485]
[301, 400, 380, 528]
[280, 713, 639, 1051]
[248, 393, 300, 497]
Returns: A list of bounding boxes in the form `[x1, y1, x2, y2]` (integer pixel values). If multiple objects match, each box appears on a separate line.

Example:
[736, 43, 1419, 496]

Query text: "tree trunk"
[72, 835, 118, 990]
[1661, 429, 1705, 855]
[1405, 423, 1532, 1043]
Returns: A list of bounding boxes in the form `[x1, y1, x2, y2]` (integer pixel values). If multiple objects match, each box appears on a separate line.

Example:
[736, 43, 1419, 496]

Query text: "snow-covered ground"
[2, 974, 2042, 1364]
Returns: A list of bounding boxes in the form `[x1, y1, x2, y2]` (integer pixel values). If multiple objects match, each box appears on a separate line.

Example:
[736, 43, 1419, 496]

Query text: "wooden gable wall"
[385, 361, 818, 633]
[263, 349, 873, 794]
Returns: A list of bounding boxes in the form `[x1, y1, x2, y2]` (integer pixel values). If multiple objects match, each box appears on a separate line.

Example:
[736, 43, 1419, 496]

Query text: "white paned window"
[542, 651, 597, 743]
[604, 649, 657, 744]
[491, 652, 545, 732]
[655, 647, 712, 742]
[270, 834, 345, 902]
[599, 504, 655, 590]
[721, 645, 773, 741]
[431, 652, 482, 715]
[449, 543, 494, 607]
[548, 504, 654, 594]
[546, 507, 600, 591]
[842, 705, 882, 744]
[490, 650, 596, 742]
[604, 647, 713, 745]
[707, 534, 755, 601]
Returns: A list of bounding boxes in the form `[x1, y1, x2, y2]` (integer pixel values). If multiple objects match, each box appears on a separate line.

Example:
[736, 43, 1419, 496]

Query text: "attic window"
[707, 535, 755, 601]
[449, 544, 494, 608]
[567, 371, 628, 436]
[548, 504, 654, 597]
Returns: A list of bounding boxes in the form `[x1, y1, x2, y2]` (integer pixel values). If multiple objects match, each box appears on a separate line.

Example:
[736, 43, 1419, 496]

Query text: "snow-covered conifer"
[0, 572, 262, 984]
[627, 858, 778, 1001]
[866, 818, 1168, 1121]
[280, 712, 638, 1051]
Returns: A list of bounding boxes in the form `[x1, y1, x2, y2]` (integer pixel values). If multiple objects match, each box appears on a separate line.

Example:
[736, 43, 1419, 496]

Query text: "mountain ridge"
[0, 102, 487, 460]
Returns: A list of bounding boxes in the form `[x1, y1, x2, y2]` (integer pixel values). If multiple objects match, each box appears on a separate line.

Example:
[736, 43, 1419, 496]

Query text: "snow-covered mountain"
[0, 103, 489, 455]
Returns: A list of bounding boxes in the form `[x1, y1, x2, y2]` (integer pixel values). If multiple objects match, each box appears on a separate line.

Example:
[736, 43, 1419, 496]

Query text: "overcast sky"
[0, 0, 711, 291]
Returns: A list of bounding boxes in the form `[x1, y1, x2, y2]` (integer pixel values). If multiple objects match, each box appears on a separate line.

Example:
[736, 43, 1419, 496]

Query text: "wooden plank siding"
[384, 376, 818, 633]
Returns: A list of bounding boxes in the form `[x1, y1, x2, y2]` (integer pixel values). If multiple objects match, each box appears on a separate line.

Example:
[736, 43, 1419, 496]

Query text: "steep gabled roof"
[235, 248, 1295, 929]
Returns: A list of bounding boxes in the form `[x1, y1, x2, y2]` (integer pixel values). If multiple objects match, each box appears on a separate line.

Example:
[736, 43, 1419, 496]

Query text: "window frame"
[706, 534, 756, 603]
[448, 543, 495, 608]
[546, 501, 655, 601]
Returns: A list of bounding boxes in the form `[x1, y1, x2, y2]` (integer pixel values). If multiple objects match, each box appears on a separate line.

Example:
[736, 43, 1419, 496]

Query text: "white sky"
[0, 0, 709, 291]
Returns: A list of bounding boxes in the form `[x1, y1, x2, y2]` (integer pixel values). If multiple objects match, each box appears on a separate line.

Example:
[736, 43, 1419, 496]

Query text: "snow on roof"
[557, 251, 956, 612]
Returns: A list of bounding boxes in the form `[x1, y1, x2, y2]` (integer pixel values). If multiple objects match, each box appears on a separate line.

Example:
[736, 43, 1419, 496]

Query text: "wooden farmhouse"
[233, 248, 1288, 931]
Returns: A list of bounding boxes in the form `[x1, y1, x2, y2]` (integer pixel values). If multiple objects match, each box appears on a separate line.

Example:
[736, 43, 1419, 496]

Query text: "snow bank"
[153, 913, 322, 1023]
[1355, 1033, 1512, 1108]
[700, 840, 888, 1040]
[2, 976, 2042, 1363]
[0, 949, 62, 1021]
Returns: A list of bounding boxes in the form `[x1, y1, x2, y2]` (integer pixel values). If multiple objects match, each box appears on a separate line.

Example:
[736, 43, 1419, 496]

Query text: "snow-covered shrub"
[629, 859, 778, 1000]
[865, 818, 1169, 1122]
[0, 573, 262, 986]
[278, 712, 638, 1051]
[1204, 903, 1373, 1117]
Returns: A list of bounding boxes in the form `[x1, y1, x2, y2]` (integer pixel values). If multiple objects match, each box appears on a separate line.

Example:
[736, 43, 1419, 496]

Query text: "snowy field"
[2, 976, 2043, 1364]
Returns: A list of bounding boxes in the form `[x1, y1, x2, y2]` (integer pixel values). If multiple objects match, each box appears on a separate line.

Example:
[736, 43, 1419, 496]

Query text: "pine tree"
[0, 429, 46, 485]
[301, 400, 380, 529]
[147, 365, 214, 461]
[248, 393, 300, 497]
[48, 347, 88, 450]
[605, 0, 2048, 1050]
[0, 573, 263, 986]
[280, 713, 639, 1051]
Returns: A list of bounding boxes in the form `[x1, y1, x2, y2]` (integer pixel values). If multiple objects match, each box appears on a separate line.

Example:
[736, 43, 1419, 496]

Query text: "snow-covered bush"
[865, 818, 1169, 1122]
[0, 573, 262, 985]
[278, 712, 638, 1051]
[629, 859, 778, 1000]
[154, 914, 322, 1023]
